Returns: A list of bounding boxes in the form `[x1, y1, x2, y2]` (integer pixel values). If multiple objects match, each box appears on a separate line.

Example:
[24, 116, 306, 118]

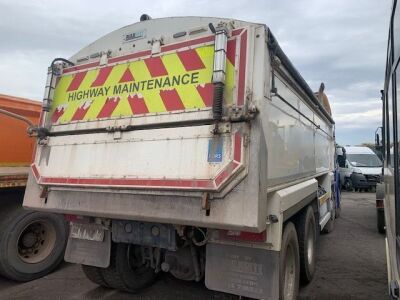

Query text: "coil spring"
[212, 82, 224, 120]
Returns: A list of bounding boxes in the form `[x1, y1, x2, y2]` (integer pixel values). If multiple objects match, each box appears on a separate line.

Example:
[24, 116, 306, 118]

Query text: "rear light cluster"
[219, 230, 266, 242]
[64, 214, 89, 223]
[376, 199, 384, 209]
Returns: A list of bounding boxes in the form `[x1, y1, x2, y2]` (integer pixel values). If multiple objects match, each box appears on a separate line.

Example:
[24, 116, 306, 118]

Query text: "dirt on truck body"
[24, 15, 339, 299]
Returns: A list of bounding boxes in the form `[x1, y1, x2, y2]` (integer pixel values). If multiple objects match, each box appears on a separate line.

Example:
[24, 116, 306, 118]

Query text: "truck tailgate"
[32, 123, 248, 192]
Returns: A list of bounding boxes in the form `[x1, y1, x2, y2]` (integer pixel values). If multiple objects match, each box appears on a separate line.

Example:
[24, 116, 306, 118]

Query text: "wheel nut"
[161, 262, 170, 272]
[124, 223, 133, 233]
[151, 226, 160, 236]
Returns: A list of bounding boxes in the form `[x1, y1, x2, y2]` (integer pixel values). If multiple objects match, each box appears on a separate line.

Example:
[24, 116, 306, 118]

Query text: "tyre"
[98, 243, 122, 290]
[82, 265, 109, 287]
[376, 183, 385, 200]
[377, 209, 385, 234]
[322, 204, 335, 234]
[0, 206, 68, 281]
[335, 206, 341, 219]
[376, 184, 385, 234]
[295, 206, 316, 284]
[333, 184, 341, 219]
[344, 179, 353, 191]
[279, 222, 300, 300]
[101, 243, 157, 293]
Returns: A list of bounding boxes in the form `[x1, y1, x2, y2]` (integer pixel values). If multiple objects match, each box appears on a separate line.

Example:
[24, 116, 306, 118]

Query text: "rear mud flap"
[205, 243, 279, 300]
[64, 229, 111, 268]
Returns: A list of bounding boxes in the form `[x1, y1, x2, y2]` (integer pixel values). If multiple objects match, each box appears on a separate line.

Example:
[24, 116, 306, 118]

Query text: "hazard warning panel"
[49, 31, 246, 124]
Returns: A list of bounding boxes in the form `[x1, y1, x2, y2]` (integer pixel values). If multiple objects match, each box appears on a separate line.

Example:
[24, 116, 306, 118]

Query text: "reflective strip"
[50, 30, 247, 124]
[51, 107, 65, 123]
[177, 49, 205, 71]
[219, 230, 266, 242]
[237, 30, 247, 106]
[67, 71, 87, 92]
[144, 57, 169, 77]
[196, 83, 213, 107]
[119, 68, 135, 83]
[159, 89, 185, 111]
[127, 94, 149, 114]
[226, 39, 236, 65]
[97, 97, 120, 118]
[71, 101, 91, 121]
[91, 66, 113, 87]
[319, 193, 330, 205]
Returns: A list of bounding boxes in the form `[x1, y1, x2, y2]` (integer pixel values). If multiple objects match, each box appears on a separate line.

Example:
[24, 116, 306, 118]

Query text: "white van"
[339, 146, 382, 191]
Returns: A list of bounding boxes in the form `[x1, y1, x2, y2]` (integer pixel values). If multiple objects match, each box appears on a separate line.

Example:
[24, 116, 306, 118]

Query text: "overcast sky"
[0, 0, 391, 145]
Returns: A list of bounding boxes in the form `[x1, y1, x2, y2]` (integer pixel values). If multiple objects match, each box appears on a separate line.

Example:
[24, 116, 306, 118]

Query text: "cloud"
[0, 50, 49, 100]
[0, 0, 392, 145]
[334, 108, 381, 128]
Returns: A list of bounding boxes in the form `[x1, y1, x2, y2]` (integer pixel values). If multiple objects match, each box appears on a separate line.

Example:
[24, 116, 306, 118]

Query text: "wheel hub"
[21, 231, 38, 248]
[17, 220, 57, 264]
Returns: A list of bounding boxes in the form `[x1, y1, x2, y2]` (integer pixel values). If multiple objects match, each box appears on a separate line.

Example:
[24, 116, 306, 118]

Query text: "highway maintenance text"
[67, 72, 200, 102]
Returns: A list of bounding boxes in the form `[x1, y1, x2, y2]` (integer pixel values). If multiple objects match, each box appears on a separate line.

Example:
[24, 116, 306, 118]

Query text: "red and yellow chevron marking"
[50, 34, 242, 124]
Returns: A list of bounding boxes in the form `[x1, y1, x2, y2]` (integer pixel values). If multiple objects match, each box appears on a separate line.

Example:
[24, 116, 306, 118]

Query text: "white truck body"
[24, 16, 335, 299]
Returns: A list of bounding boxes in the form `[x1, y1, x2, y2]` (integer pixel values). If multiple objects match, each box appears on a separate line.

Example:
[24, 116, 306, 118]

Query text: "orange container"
[0, 94, 41, 167]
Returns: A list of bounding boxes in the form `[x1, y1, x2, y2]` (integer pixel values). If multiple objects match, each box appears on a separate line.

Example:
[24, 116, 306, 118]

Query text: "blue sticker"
[208, 138, 223, 163]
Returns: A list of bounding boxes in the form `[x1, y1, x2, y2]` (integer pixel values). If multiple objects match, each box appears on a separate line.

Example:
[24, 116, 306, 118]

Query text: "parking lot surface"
[0, 191, 387, 299]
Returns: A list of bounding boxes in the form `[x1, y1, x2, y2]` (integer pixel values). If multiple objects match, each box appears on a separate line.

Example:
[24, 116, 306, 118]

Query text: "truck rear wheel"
[344, 178, 353, 191]
[377, 209, 385, 234]
[322, 200, 335, 234]
[335, 206, 341, 219]
[376, 184, 385, 234]
[101, 243, 157, 293]
[0, 205, 68, 281]
[279, 222, 300, 300]
[296, 206, 316, 284]
[82, 265, 109, 287]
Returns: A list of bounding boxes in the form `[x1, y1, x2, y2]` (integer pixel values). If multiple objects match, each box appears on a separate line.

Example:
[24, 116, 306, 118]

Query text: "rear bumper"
[23, 169, 265, 232]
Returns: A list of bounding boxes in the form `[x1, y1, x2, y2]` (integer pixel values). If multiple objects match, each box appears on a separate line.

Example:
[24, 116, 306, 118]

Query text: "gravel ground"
[0, 191, 388, 299]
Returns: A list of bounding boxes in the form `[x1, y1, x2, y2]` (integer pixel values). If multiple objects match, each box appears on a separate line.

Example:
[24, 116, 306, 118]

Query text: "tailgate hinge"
[211, 122, 231, 135]
[228, 101, 258, 122]
[106, 125, 127, 140]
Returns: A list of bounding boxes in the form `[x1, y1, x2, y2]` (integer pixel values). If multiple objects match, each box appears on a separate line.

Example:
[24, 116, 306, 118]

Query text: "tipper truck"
[24, 15, 338, 299]
[0, 94, 67, 281]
